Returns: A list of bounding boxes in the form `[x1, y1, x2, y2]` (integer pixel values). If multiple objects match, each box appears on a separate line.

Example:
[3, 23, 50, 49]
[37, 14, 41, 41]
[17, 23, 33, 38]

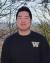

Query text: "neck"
[18, 30, 31, 36]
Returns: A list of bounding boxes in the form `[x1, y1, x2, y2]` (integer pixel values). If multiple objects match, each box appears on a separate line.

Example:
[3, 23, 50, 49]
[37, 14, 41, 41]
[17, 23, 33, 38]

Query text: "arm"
[48, 47, 50, 63]
[40, 36, 49, 63]
[1, 38, 11, 63]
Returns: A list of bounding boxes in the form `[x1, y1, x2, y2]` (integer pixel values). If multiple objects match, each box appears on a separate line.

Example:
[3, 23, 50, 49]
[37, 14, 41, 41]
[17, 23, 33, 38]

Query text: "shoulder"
[31, 31, 45, 38]
[5, 32, 18, 40]
[3, 32, 18, 47]
[31, 31, 48, 42]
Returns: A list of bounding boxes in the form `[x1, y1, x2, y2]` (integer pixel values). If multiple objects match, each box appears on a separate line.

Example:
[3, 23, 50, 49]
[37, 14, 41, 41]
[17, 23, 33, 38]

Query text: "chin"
[20, 29, 27, 31]
[20, 28, 30, 31]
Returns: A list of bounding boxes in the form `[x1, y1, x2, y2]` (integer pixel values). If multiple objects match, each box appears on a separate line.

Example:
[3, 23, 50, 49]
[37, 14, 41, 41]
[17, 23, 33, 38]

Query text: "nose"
[21, 18, 26, 23]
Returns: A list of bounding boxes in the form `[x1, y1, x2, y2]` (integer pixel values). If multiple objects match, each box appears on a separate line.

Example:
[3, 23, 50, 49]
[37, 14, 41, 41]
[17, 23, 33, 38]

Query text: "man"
[1, 6, 49, 63]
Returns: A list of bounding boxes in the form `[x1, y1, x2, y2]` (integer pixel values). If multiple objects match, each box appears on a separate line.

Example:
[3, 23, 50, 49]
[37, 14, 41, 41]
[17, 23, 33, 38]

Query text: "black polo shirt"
[1, 31, 49, 63]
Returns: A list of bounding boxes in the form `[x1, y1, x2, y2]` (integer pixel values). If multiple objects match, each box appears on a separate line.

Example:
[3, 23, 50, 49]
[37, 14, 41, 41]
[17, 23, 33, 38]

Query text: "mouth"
[21, 24, 26, 26]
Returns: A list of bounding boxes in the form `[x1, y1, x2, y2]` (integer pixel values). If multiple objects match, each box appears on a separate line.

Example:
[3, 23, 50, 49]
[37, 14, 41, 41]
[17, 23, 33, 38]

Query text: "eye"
[17, 16, 22, 19]
[25, 17, 29, 19]
[18, 17, 21, 19]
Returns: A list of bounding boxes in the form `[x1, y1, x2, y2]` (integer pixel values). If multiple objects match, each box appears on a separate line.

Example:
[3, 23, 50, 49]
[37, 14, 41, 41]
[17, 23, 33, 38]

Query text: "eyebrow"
[17, 16, 29, 17]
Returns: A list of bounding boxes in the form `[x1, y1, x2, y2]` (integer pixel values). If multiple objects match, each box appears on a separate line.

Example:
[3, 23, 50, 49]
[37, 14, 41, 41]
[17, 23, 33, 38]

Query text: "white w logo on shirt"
[32, 42, 39, 47]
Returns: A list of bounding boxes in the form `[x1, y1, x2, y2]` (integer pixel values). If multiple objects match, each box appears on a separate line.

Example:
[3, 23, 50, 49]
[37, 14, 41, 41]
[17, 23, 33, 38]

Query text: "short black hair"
[16, 6, 32, 20]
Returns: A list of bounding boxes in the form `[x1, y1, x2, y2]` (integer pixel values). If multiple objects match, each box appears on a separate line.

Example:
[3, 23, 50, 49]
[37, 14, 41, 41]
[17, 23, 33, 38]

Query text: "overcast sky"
[0, 0, 50, 24]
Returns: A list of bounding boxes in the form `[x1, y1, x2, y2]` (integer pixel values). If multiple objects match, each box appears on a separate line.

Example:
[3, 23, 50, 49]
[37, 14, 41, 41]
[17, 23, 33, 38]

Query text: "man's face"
[16, 11, 32, 31]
